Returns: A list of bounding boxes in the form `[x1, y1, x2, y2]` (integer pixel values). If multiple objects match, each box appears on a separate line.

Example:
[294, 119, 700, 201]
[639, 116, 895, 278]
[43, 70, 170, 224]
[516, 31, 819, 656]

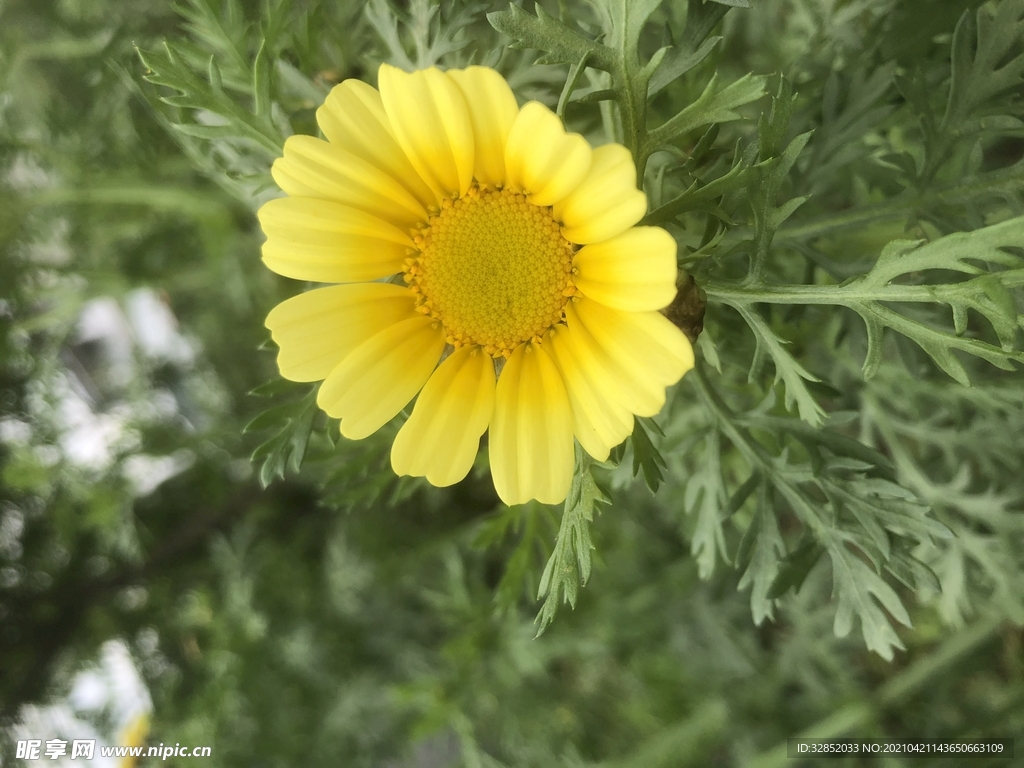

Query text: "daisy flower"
[258, 64, 693, 505]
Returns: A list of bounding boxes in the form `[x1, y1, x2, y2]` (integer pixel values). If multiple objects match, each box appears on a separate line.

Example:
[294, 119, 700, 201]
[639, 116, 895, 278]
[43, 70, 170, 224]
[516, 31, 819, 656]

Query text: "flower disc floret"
[405, 187, 575, 357]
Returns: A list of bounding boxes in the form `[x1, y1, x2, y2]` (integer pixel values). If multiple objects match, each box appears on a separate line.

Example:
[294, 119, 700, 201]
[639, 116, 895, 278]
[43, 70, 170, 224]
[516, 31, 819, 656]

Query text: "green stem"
[704, 269, 1024, 306]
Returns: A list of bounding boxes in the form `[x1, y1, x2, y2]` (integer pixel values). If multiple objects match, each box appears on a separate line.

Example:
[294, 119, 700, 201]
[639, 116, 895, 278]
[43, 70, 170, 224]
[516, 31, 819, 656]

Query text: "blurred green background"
[1, 0, 1022, 766]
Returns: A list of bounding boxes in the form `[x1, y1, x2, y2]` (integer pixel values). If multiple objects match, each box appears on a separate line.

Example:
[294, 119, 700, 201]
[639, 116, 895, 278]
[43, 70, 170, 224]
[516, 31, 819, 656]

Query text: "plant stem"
[704, 269, 1024, 306]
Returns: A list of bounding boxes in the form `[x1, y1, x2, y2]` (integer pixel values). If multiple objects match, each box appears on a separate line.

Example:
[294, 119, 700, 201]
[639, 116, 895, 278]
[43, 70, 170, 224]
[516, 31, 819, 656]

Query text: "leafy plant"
[4, 0, 1024, 765]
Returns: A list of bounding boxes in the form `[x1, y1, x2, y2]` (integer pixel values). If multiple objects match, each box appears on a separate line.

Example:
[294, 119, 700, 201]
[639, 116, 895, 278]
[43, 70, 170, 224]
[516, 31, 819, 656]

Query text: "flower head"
[258, 64, 694, 505]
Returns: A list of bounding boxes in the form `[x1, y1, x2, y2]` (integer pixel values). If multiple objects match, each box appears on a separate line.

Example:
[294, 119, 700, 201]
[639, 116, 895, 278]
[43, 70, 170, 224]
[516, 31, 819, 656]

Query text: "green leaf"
[248, 378, 302, 398]
[629, 417, 667, 493]
[648, 35, 721, 96]
[676, 0, 731, 62]
[644, 153, 753, 225]
[824, 475, 950, 563]
[828, 538, 912, 661]
[942, 0, 1024, 135]
[243, 401, 302, 434]
[861, 221, 1023, 287]
[137, 41, 283, 157]
[723, 470, 760, 519]
[707, 217, 1024, 385]
[855, 221, 1024, 382]
[247, 385, 319, 488]
[736, 484, 783, 625]
[692, 366, 927, 659]
[177, 0, 252, 87]
[488, 3, 613, 71]
[586, 0, 664, 73]
[314, 426, 418, 514]
[366, 0, 476, 70]
[534, 449, 610, 635]
[646, 72, 767, 151]
[766, 533, 824, 600]
[734, 304, 825, 426]
[682, 429, 728, 579]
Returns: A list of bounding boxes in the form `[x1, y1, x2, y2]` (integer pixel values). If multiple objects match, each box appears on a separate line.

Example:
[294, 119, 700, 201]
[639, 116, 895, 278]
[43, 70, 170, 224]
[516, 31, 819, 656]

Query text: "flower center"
[403, 187, 576, 358]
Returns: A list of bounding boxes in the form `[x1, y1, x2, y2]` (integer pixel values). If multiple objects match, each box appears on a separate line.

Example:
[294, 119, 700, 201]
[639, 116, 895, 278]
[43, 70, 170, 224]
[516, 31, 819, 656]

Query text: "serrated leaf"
[246, 385, 319, 488]
[734, 304, 826, 426]
[629, 417, 667, 493]
[534, 449, 610, 635]
[644, 154, 754, 225]
[287, 399, 317, 473]
[137, 41, 283, 157]
[736, 485, 783, 625]
[683, 429, 728, 579]
[177, 0, 251, 85]
[805, 65, 896, 194]
[862, 220, 1023, 287]
[243, 401, 303, 434]
[692, 366, 941, 659]
[587, 0, 664, 77]
[366, 0, 476, 70]
[649, 36, 721, 96]
[676, 0, 731, 62]
[646, 72, 767, 150]
[488, 3, 613, 71]
[707, 218, 1024, 386]
[942, 0, 1024, 134]
[828, 540, 911, 661]
[885, 549, 942, 595]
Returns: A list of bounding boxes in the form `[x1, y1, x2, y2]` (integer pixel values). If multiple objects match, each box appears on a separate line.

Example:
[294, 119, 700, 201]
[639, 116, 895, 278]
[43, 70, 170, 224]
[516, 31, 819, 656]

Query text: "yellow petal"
[316, 79, 435, 207]
[265, 283, 417, 382]
[570, 298, 694, 417]
[504, 101, 591, 207]
[318, 315, 445, 440]
[559, 302, 661, 416]
[258, 197, 412, 283]
[391, 346, 495, 486]
[272, 135, 428, 228]
[547, 325, 633, 461]
[490, 342, 574, 506]
[446, 66, 519, 189]
[554, 144, 647, 244]
[378, 63, 475, 202]
[574, 227, 678, 312]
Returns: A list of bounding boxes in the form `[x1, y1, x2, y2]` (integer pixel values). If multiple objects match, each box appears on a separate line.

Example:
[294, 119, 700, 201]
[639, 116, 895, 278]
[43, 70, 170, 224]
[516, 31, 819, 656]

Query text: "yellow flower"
[259, 64, 694, 505]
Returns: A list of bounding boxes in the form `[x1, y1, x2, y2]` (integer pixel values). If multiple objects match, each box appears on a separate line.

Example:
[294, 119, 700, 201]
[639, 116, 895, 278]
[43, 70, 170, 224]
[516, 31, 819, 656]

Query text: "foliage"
[533, 448, 609, 635]
[3, 0, 1024, 766]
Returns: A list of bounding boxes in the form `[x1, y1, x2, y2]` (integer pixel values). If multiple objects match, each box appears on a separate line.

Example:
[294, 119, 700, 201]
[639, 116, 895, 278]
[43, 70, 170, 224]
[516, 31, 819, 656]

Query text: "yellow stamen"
[403, 186, 575, 357]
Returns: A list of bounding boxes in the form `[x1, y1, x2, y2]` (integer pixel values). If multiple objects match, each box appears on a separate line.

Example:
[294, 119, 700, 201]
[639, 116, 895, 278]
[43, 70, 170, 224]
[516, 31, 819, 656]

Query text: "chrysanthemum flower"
[258, 64, 694, 505]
